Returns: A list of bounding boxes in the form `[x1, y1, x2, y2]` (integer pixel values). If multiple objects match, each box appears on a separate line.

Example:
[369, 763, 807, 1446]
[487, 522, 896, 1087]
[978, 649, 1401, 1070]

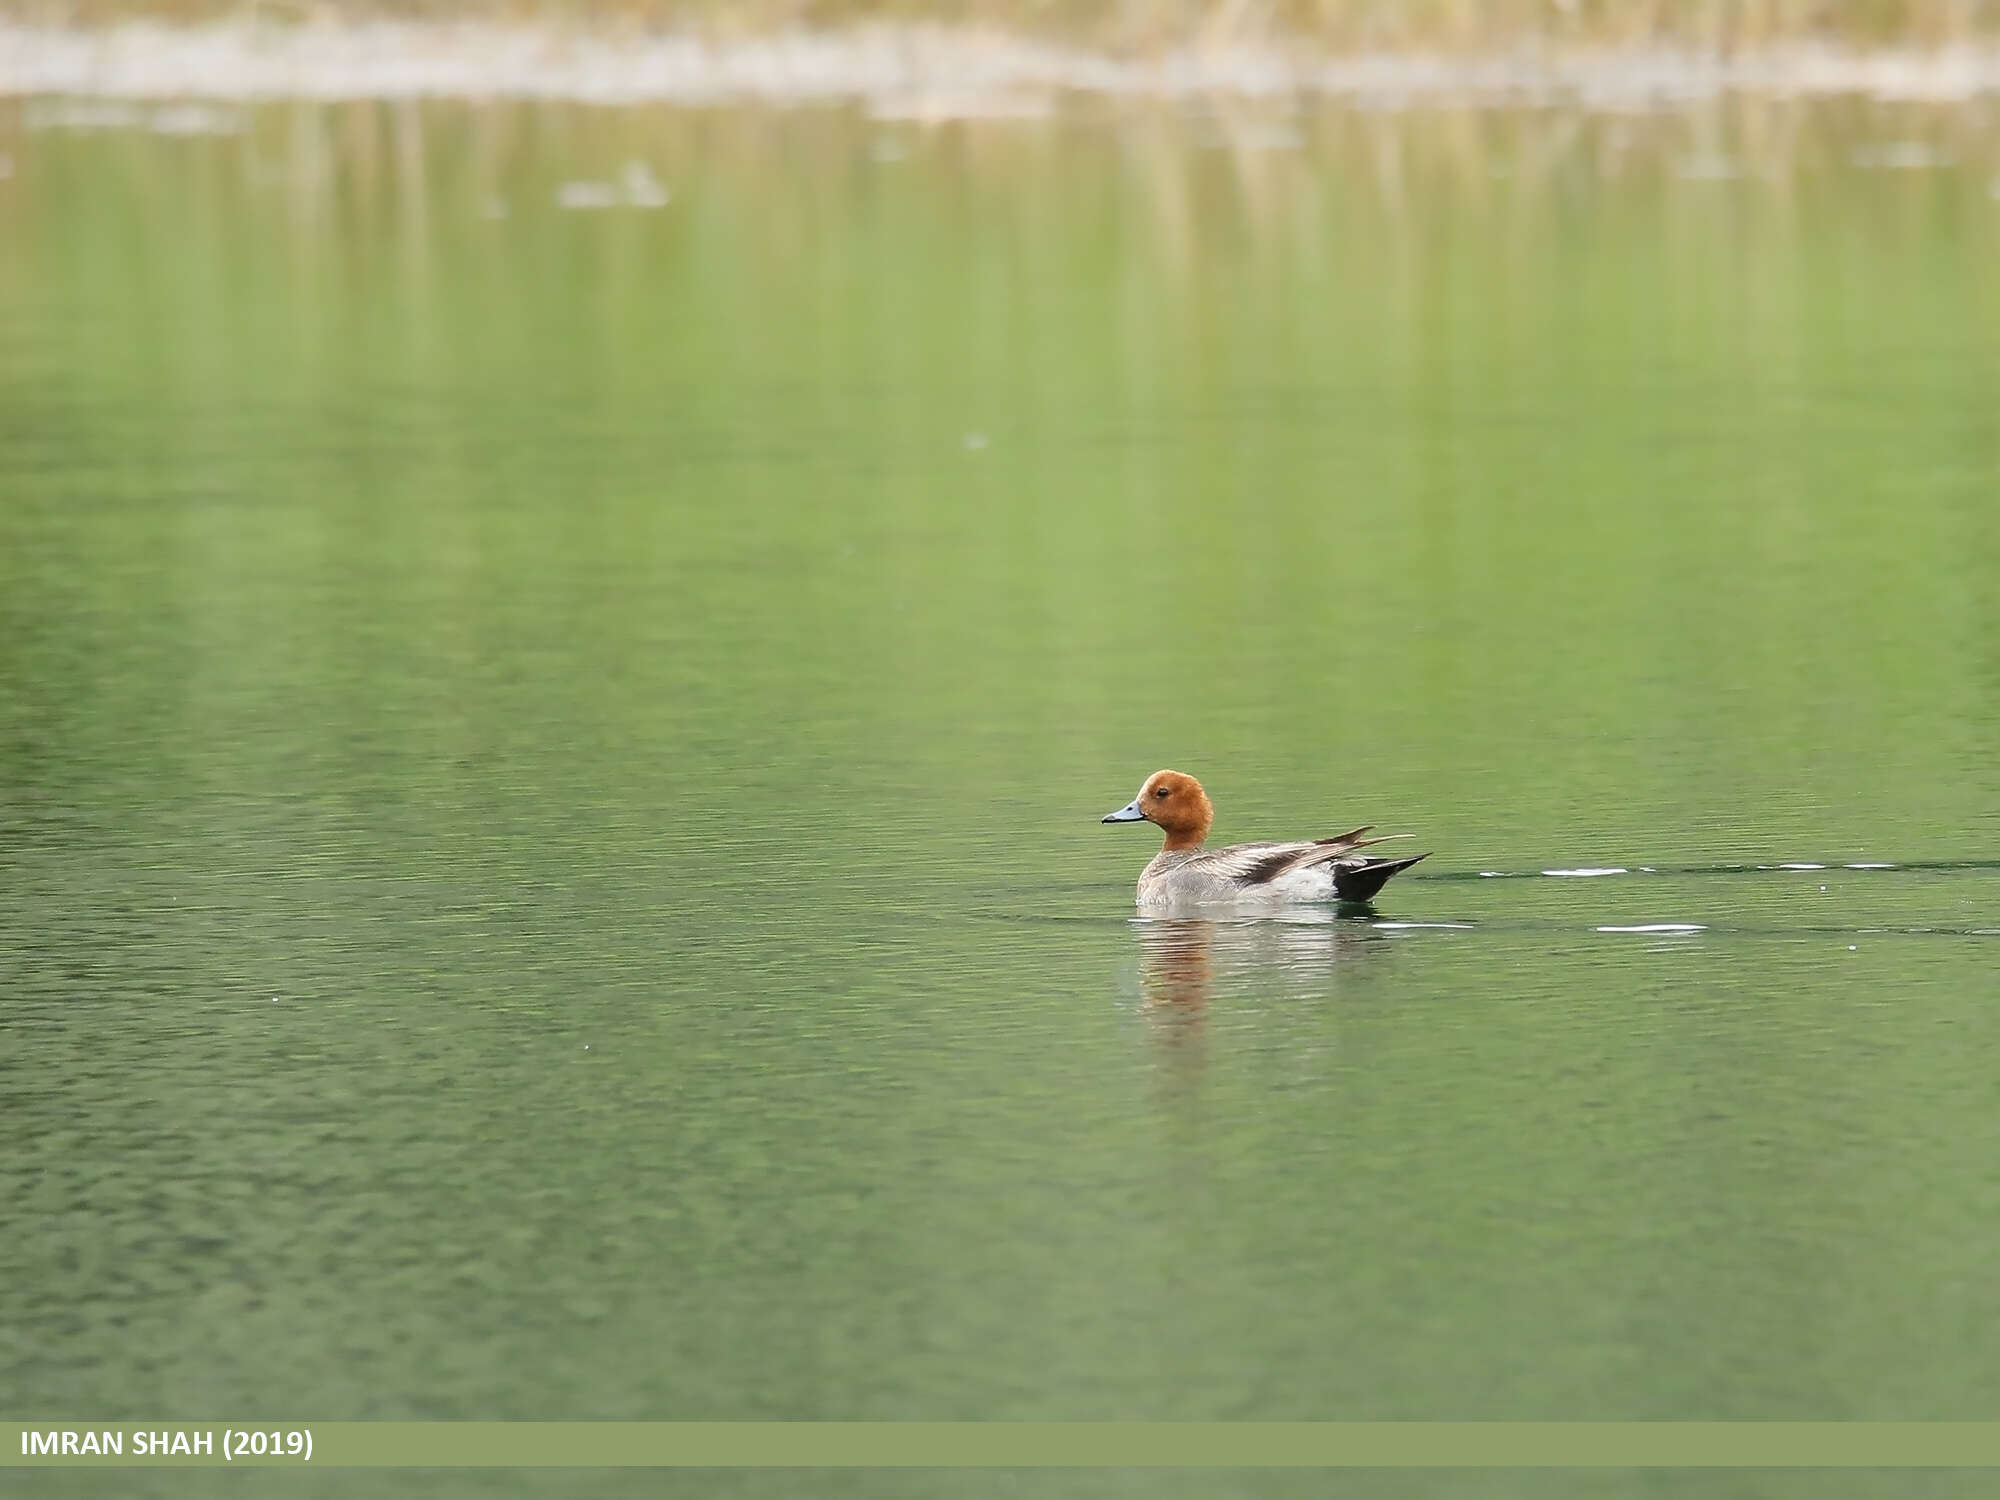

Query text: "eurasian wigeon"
[1102, 769, 1428, 907]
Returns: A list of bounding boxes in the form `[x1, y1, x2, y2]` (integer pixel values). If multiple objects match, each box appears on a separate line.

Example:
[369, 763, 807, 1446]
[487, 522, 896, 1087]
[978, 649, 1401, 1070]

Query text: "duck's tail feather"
[1315, 827, 1413, 854]
[1333, 851, 1430, 903]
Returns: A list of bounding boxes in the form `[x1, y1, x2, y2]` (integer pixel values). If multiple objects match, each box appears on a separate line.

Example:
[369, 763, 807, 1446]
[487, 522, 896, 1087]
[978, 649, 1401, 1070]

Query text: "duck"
[1102, 769, 1428, 907]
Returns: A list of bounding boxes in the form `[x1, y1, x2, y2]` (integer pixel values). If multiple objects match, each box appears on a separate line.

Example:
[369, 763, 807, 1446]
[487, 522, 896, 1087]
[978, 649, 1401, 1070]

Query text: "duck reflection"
[1133, 912, 1383, 1029]
[1135, 918, 1218, 1015]
[1136, 912, 1379, 1001]
[1133, 918, 1215, 1094]
[1131, 914, 1384, 1099]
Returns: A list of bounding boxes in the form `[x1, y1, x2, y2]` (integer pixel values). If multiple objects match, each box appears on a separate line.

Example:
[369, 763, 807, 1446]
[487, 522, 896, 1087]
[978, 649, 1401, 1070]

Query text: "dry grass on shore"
[8, 0, 1997, 51]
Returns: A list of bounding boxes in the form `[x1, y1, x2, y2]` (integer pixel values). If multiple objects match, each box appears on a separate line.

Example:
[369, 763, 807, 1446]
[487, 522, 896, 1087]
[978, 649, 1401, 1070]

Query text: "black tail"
[1333, 851, 1430, 904]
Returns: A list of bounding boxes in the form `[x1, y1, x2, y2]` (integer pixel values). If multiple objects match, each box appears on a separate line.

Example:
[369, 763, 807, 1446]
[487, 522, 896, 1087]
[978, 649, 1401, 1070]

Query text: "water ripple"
[1422, 857, 2000, 883]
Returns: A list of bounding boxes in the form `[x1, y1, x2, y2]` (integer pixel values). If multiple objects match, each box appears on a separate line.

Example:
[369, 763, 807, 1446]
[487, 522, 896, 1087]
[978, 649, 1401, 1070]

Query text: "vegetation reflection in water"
[1, 95, 1998, 1449]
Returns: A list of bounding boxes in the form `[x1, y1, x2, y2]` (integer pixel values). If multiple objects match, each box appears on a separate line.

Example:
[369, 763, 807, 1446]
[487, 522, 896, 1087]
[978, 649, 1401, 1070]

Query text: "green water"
[3, 96, 2000, 1486]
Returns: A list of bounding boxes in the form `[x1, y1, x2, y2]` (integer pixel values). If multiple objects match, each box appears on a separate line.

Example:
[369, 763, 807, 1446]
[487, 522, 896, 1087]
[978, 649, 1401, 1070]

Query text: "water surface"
[2, 97, 1999, 1491]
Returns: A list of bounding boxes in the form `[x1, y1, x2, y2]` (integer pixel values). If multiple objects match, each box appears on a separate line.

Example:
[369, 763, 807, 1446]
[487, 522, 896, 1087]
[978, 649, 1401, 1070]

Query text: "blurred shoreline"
[6, 21, 2000, 109]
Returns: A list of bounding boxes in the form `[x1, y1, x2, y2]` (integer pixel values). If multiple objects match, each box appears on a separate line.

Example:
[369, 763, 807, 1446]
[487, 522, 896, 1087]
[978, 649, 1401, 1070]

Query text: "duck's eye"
[1153, 787, 1171, 799]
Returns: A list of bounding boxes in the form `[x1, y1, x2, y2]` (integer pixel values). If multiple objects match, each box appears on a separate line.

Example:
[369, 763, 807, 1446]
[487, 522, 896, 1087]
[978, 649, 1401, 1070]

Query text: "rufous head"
[1101, 769, 1214, 851]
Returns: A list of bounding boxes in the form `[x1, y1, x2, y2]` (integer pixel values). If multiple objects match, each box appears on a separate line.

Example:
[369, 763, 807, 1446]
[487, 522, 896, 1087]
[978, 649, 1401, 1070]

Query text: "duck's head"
[1101, 769, 1214, 851]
